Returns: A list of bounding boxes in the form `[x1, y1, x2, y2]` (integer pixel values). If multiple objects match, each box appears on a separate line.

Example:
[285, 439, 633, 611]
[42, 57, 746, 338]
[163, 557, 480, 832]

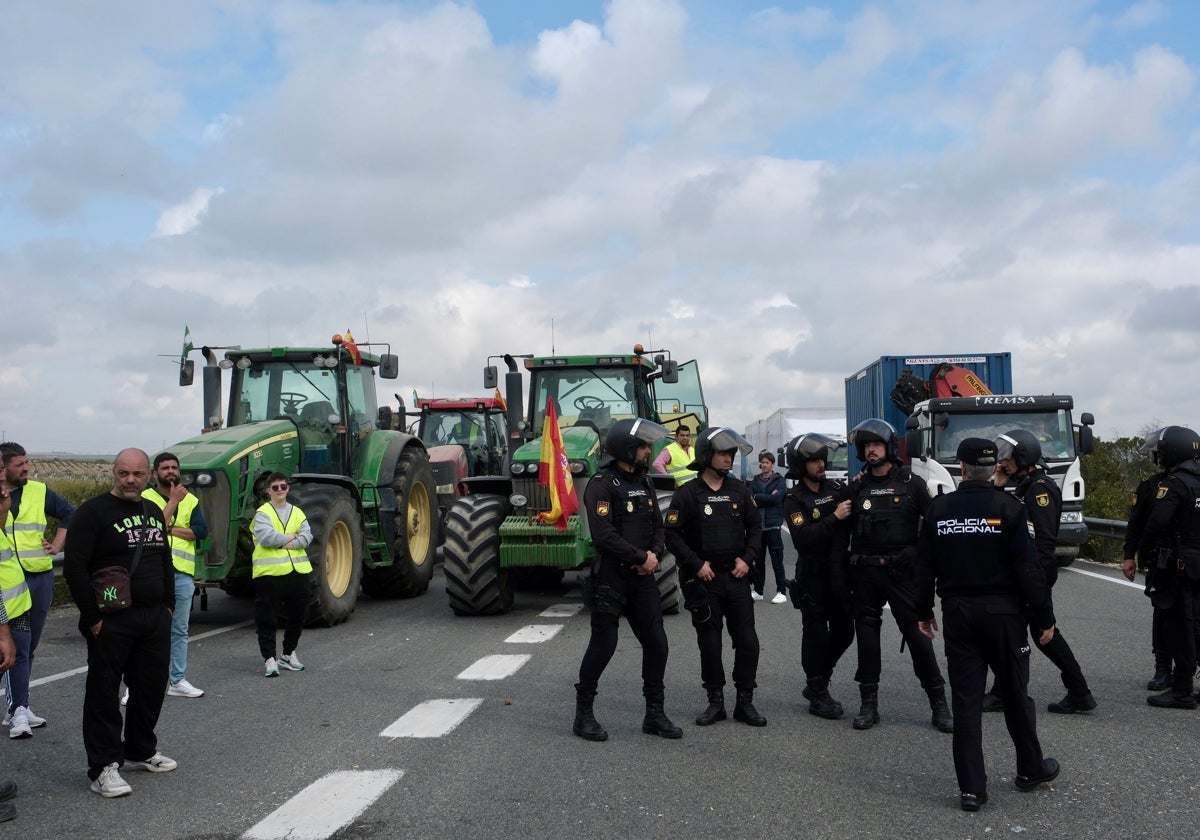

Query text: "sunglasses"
[269, 483, 289, 491]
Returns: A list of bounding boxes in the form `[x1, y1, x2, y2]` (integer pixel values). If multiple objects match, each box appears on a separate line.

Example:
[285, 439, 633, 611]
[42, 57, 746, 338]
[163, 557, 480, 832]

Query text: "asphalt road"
[2, 553, 1196, 840]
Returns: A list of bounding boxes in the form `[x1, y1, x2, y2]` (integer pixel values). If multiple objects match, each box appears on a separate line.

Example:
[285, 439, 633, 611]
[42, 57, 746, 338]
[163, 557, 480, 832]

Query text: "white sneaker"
[3, 707, 46, 728]
[125, 752, 177, 773]
[8, 707, 32, 740]
[750, 590, 764, 602]
[278, 651, 305, 671]
[120, 687, 129, 706]
[167, 679, 205, 698]
[771, 591, 789, 604]
[90, 762, 132, 798]
[264, 657, 279, 677]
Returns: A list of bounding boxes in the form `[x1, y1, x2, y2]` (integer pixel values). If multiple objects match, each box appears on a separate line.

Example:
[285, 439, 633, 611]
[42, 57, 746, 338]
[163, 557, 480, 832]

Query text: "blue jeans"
[170, 572, 196, 683]
[4, 569, 54, 713]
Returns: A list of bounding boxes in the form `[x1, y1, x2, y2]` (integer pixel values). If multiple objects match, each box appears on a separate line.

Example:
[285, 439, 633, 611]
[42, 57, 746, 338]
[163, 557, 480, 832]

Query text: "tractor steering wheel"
[574, 395, 605, 411]
[280, 392, 309, 414]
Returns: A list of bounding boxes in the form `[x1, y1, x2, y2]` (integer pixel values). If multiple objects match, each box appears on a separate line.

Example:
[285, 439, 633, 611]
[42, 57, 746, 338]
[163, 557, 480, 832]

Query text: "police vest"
[662, 442, 697, 486]
[601, 470, 658, 554]
[689, 483, 748, 566]
[6, 481, 52, 573]
[785, 480, 842, 560]
[0, 532, 32, 620]
[251, 502, 313, 578]
[849, 469, 921, 555]
[143, 487, 200, 576]
[1163, 468, 1200, 579]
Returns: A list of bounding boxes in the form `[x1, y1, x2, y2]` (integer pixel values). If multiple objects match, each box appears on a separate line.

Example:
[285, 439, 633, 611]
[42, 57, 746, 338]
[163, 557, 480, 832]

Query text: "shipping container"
[844, 353, 1013, 474]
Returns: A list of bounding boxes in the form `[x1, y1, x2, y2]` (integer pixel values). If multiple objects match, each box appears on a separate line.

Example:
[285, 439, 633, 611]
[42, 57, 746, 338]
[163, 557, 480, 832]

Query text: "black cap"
[956, 437, 997, 466]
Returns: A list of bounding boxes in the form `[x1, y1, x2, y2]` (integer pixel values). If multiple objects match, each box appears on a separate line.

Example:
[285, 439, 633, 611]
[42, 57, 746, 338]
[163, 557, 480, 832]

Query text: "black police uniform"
[576, 463, 669, 700]
[1125, 471, 1171, 685]
[783, 478, 855, 686]
[915, 479, 1056, 800]
[835, 463, 946, 692]
[665, 475, 762, 695]
[1012, 469, 1093, 711]
[1140, 460, 1200, 706]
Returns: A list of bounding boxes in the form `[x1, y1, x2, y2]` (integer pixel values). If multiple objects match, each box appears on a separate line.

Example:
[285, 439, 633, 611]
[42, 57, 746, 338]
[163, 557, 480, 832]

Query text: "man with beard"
[573, 419, 681, 741]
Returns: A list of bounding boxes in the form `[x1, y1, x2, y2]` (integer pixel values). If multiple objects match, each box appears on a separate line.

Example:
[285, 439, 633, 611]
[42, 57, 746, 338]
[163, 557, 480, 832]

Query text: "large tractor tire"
[362, 450, 438, 599]
[292, 484, 363, 626]
[443, 494, 514, 616]
[654, 486, 681, 614]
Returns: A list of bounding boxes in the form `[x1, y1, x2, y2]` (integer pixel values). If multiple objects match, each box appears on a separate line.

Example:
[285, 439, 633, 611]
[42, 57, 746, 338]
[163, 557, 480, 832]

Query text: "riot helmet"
[783, 433, 841, 480]
[1156, 425, 1200, 469]
[994, 429, 1044, 472]
[688, 427, 753, 475]
[1139, 427, 1167, 466]
[601, 418, 671, 472]
[848, 418, 898, 463]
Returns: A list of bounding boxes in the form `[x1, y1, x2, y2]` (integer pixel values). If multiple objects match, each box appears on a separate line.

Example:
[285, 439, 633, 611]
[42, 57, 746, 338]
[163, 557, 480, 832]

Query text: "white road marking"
[1065, 564, 1143, 590]
[242, 769, 403, 840]
[505, 624, 563, 643]
[457, 654, 531, 680]
[540, 604, 583, 618]
[380, 698, 484, 738]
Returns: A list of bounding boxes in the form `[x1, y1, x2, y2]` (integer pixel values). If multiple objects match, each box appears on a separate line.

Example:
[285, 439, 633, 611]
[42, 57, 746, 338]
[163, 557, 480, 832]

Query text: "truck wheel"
[292, 485, 363, 626]
[362, 449, 438, 598]
[655, 554, 681, 615]
[443, 495, 514, 615]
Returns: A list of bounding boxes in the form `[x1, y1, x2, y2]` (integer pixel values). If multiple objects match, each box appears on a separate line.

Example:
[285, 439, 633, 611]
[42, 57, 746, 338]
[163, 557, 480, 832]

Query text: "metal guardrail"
[1084, 517, 1127, 541]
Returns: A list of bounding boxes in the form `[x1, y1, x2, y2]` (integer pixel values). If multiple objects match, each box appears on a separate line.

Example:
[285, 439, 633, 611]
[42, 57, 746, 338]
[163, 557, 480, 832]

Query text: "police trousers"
[943, 597, 1046, 795]
[850, 563, 943, 688]
[577, 563, 669, 698]
[691, 571, 760, 691]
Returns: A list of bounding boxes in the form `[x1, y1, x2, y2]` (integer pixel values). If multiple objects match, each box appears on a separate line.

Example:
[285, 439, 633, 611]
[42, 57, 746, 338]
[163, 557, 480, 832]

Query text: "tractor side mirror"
[377, 406, 394, 430]
[179, 359, 195, 387]
[378, 354, 399, 380]
[484, 365, 498, 390]
[661, 359, 679, 384]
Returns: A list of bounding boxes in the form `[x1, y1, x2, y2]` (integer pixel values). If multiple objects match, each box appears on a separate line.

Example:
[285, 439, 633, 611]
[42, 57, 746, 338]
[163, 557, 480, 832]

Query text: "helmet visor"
[629, 418, 672, 446]
[994, 434, 1018, 463]
[700, 427, 754, 457]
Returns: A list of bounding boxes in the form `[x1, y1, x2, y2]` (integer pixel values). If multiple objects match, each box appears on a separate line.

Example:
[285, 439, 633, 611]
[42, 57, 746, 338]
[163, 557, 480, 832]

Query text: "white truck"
[742, 407, 847, 481]
[902, 395, 1095, 559]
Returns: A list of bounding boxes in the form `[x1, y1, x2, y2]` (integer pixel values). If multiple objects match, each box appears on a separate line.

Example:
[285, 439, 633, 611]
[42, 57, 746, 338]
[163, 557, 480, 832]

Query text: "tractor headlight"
[511, 463, 526, 475]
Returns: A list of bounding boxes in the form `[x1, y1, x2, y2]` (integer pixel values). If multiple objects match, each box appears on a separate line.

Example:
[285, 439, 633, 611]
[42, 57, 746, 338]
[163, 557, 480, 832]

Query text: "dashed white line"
[457, 654, 531, 680]
[380, 698, 484, 738]
[505, 624, 563, 644]
[242, 768, 404, 840]
[539, 604, 583, 618]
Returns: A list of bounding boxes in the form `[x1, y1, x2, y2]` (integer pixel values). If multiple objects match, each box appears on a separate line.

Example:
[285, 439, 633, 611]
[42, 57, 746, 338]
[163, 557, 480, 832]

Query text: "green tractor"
[169, 335, 438, 625]
[442, 345, 708, 616]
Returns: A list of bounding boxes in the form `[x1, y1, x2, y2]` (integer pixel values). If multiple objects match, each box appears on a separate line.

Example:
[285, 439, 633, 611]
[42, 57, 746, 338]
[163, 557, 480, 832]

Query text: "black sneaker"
[1015, 758, 1060, 792]
[960, 792, 988, 812]
[1047, 693, 1097, 714]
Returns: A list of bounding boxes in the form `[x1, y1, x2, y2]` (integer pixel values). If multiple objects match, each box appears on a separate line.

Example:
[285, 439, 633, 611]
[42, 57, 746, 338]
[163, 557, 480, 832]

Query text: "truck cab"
[904, 395, 1095, 557]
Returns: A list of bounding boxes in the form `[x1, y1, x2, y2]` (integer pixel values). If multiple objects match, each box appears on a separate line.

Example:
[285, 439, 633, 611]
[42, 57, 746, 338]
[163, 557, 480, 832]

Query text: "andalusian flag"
[180, 325, 193, 367]
[537, 397, 578, 531]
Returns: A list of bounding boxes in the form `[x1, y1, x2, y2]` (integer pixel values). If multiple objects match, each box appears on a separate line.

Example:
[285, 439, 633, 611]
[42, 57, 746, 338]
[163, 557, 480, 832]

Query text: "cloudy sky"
[2, 0, 1197, 456]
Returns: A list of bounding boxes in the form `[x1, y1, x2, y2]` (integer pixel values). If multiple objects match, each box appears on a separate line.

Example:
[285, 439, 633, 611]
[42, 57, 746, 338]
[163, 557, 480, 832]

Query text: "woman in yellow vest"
[251, 473, 312, 678]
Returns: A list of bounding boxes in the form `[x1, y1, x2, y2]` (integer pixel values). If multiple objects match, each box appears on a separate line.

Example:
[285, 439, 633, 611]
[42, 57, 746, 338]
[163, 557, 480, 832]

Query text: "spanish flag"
[343, 329, 363, 365]
[493, 387, 507, 411]
[537, 397, 578, 531]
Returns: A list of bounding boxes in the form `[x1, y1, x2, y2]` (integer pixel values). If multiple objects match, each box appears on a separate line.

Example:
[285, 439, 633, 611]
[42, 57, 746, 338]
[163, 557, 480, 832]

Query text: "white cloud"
[154, 187, 225, 237]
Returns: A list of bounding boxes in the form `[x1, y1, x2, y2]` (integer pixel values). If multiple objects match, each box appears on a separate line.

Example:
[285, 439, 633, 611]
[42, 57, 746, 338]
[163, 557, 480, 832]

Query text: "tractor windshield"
[530, 367, 644, 437]
[930, 409, 1076, 462]
[229, 361, 378, 432]
[422, 411, 490, 447]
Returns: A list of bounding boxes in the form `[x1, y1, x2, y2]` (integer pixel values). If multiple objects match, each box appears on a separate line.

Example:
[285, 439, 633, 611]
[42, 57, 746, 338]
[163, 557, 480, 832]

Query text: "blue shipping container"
[844, 353, 1013, 474]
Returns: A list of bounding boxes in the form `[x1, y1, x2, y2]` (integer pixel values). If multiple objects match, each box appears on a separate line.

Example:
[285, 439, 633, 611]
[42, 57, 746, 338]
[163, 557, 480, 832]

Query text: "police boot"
[981, 682, 1004, 713]
[642, 695, 683, 739]
[1147, 652, 1173, 692]
[572, 686, 608, 742]
[927, 685, 955, 733]
[733, 690, 767, 726]
[1147, 676, 1198, 710]
[852, 683, 879, 730]
[695, 688, 727, 726]
[802, 677, 844, 720]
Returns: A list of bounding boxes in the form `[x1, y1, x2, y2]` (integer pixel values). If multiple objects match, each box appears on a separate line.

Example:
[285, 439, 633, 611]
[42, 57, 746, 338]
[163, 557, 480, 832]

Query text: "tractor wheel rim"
[408, 481, 431, 565]
[326, 521, 352, 597]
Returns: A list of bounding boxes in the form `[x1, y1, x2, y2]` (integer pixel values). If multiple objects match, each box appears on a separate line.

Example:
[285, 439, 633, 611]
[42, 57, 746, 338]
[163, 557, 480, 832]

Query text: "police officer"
[986, 430, 1096, 715]
[665, 427, 766, 727]
[781, 433, 854, 719]
[835, 419, 952, 733]
[915, 438, 1060, 812]
[1121, 428, 1171, 690]
[1138, 425, 1200, 710]
[573, 419, 681, 741]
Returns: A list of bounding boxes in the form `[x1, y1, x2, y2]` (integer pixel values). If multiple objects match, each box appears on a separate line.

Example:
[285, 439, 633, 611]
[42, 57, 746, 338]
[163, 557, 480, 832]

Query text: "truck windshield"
[931, 409, 1075, 462]
[531, 368, 641, 436]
